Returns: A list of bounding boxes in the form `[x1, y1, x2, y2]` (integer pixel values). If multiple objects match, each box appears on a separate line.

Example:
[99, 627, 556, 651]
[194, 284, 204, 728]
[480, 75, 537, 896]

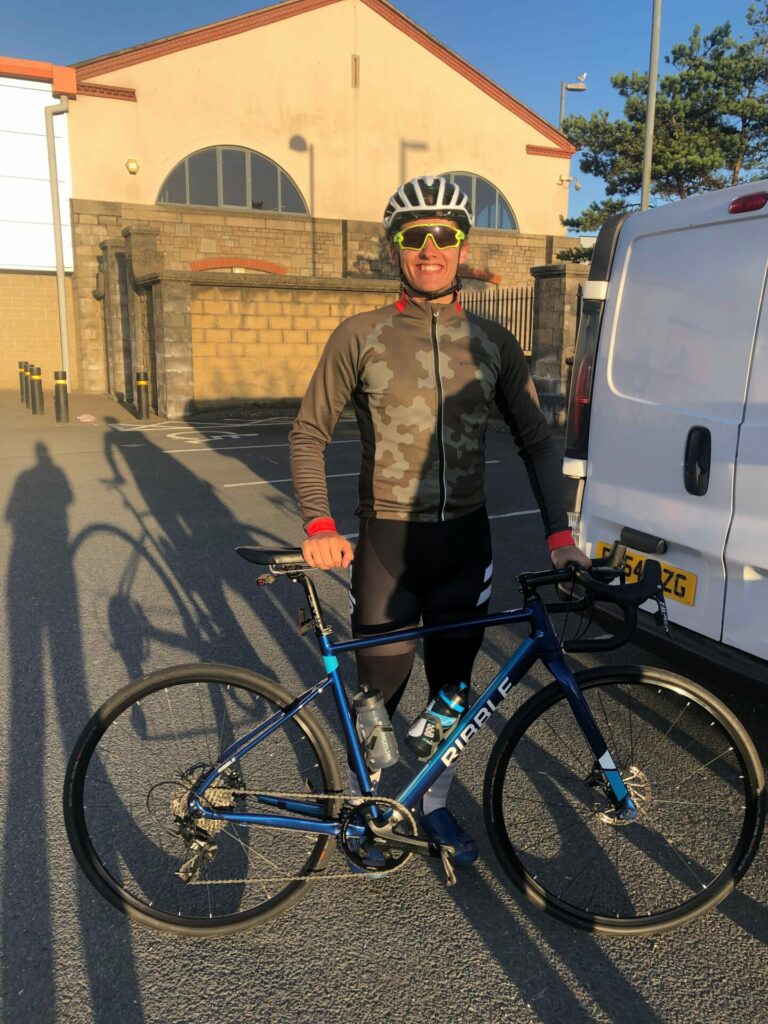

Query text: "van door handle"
[684, 426, 711, 496]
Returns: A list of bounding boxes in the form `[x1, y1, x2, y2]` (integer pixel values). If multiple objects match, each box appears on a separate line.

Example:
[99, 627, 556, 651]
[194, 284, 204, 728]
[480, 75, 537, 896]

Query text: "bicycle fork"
[544, 652, 638, 821]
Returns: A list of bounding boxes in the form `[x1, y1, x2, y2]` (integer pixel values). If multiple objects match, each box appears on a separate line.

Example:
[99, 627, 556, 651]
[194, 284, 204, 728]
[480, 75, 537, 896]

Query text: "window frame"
[439, 171, 518, 231]
[157, 146, 308, 215]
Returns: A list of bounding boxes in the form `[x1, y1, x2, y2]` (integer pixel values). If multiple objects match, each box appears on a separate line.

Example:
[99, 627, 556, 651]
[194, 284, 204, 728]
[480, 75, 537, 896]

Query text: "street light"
[289, 134, 316, 276]
[559, 73, 587, 130]
[640, 0, 662, 210]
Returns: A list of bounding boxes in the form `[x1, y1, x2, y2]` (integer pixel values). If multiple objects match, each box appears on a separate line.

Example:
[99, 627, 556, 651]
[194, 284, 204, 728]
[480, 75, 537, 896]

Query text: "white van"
[563, 180, 768, 679]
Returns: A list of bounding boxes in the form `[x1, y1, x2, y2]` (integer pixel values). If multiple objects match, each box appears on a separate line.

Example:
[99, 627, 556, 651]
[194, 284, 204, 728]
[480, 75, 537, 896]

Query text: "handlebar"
[517, 543, 663, 653]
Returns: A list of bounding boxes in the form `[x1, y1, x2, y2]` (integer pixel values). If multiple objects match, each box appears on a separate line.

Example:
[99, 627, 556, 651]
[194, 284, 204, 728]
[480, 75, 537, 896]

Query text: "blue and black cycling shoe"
[419, 807, 479, 866]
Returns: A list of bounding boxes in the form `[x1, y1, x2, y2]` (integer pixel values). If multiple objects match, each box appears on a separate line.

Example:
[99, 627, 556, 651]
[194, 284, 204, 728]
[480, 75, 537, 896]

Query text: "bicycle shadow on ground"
[99, 418, 350, 693]
[2, 442, 143, 1024]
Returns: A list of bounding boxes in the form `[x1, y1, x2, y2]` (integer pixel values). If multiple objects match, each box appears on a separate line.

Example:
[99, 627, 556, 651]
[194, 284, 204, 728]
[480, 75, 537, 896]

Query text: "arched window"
[157, 147, 308, 214]
[440, 172, 517, 230]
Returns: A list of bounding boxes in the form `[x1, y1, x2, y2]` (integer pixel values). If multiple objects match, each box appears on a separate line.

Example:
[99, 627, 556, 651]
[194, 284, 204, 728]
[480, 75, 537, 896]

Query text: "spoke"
[636, 698, 693, 770]
[633, 807, 710, 891]
[221, 827, 281, 899]
[555, 850, 599, 900]
[163, 687, 191, 773]
[196, 682, 214, 767]
[669, 747, 737, 792]
[507, 792, 599, 813]
[510, 813, 598, 856]
[594, 686, 625, 772]
[539, 716, 591, 776]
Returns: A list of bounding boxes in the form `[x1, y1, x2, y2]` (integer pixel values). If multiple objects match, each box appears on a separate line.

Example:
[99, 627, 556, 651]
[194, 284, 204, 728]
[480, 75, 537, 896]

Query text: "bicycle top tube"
[236, 541, 662, 660]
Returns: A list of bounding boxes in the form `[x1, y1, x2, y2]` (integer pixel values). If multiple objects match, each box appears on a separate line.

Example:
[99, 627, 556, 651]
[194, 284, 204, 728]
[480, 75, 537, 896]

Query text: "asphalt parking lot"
[0, 389, 766, 1024]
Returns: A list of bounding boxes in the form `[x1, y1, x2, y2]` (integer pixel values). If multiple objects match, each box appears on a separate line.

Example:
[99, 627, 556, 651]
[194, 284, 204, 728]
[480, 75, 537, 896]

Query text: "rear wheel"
[64, 664, 341, 936]
[484, 666, 765, 936]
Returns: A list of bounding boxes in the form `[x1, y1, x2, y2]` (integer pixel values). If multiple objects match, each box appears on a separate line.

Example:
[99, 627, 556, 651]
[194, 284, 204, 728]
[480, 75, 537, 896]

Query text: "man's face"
[391, 217, 469, 300]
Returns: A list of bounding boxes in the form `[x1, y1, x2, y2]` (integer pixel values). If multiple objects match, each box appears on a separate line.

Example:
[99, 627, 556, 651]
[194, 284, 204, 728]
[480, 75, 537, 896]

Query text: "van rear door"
[722, 280, 768, 660]
[579, 213, 765, 641]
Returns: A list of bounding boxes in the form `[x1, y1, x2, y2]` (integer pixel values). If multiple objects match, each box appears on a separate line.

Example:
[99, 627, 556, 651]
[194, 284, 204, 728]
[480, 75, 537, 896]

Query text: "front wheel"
[484, 665, 765, 936]
[64, 664, 341, 937]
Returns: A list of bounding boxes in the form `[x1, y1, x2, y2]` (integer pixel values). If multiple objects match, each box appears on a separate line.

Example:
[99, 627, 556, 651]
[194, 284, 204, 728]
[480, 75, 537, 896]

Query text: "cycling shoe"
[419, 807, 479, 866]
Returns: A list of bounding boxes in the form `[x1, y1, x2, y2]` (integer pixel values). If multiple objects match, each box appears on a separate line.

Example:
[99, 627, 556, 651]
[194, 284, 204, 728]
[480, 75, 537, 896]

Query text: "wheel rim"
[491, 675, 761, 930]
[70, 674, 332, 928]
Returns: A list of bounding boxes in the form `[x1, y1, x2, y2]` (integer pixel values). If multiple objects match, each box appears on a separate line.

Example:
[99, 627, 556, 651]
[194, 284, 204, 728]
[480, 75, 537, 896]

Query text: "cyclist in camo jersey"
[289, 175, 589, 863]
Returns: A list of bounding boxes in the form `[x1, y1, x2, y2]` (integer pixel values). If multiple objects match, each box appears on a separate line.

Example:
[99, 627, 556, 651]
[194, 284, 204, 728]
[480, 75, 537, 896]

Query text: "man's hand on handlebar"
[301, 531, 355, 570]
[550, 544, 592, 571]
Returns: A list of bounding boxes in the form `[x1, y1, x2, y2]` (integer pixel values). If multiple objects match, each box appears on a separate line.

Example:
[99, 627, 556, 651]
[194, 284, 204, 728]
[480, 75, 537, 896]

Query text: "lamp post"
[559, 74, 587, 130]
[289, 134, 316, 276]
[640, 0, 662, 210]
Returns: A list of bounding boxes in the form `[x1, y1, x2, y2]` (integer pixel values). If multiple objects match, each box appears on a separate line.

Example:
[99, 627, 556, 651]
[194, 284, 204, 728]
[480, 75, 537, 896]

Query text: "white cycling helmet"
[383, 175, 474, 238]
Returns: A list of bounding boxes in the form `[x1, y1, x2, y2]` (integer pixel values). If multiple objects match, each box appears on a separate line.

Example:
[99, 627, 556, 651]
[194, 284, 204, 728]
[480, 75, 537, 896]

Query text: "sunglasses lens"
[398, 225, 462, 249]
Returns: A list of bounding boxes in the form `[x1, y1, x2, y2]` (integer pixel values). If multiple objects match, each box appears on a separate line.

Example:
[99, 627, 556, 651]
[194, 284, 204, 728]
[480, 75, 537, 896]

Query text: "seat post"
[293, 572, 330, 634]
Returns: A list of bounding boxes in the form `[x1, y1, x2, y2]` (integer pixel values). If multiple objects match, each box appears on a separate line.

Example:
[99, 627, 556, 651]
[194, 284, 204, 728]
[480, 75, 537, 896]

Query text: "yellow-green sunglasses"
[392, 224, 466, 250]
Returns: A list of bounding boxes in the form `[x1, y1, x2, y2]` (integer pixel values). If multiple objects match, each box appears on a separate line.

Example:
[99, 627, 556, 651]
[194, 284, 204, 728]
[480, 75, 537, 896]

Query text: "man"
[289, 175, 589, 864]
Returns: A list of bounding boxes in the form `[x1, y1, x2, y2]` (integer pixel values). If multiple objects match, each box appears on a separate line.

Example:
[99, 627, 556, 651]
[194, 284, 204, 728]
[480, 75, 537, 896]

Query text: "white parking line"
[489, 509, 537, 520]
[224, 471, 359, 488]
[111, 418, 298, 431]
[223, 460, 501, 489]
[164, 439, 360, 455]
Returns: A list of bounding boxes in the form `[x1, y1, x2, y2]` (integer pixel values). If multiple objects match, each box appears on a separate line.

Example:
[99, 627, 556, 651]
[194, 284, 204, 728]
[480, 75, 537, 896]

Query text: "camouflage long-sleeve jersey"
[289, 294, 568, 534]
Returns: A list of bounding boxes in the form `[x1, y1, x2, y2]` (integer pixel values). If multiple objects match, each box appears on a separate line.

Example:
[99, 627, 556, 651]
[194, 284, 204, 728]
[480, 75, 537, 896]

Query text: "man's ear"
[460, 241, 470, 262]
[388, 243, 400, 267]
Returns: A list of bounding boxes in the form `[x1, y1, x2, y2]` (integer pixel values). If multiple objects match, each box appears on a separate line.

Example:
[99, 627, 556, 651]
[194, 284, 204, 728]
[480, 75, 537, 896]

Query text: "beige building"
[1, 0, 577, 411]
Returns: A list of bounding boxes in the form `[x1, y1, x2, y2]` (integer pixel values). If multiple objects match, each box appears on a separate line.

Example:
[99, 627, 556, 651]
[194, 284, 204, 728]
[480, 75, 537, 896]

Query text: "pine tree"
[562, 2, 768, 232]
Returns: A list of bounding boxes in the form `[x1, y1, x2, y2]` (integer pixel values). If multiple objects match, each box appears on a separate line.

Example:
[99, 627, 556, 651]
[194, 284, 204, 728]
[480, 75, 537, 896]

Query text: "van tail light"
[572, 353, 593, 445]
[728, 192, 768, 214]
[565, 298, 604, 458]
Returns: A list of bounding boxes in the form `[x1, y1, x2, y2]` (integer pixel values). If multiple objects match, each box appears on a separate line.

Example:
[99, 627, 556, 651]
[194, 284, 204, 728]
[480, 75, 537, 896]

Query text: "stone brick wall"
[340, 219, 569, 288]
[530, 262, 590, 425]
[191, 281, 396, 405]
[0, 272, 79, 389]
[70, 197, 573, 394]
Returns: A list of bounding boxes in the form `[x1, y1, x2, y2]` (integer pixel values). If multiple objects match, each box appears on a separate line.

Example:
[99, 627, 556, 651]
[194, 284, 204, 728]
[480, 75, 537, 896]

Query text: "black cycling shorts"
[349, 507, 492, 712]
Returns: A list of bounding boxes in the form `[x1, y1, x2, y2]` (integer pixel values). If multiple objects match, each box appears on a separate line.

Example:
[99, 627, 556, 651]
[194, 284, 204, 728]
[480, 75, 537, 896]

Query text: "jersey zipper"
[430, 307, 448, 521]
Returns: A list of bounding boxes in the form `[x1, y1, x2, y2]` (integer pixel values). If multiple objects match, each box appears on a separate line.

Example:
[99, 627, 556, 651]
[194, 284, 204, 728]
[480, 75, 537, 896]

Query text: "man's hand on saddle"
[301, 531, 355, 570]
[550, 544, 592, 571]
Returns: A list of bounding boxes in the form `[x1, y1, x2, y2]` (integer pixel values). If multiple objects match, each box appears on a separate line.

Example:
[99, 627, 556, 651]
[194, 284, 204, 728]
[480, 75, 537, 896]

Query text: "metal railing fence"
[462, 286, 534, 355]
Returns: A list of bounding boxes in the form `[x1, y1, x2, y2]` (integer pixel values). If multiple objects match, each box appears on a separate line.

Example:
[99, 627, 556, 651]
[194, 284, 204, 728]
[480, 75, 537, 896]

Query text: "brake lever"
[653, 586, 671, 636]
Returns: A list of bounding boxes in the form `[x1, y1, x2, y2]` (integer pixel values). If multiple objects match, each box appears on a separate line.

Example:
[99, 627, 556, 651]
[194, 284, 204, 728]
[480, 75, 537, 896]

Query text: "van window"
[609, 221, 766, 422]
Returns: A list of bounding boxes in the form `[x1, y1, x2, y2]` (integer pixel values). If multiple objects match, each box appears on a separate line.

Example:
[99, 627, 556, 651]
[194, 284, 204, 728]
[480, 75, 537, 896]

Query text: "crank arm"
[367, 818, 456, 861]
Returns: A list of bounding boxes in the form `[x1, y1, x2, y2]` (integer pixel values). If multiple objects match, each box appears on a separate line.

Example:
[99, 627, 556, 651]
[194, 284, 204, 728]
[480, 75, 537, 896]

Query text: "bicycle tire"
[64, 663, 342, 937]
[483, 665, 765, 936]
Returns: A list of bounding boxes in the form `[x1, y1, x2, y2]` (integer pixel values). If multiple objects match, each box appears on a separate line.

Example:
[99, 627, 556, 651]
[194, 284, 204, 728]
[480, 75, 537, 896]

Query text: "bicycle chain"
[187, 791, 418, 886]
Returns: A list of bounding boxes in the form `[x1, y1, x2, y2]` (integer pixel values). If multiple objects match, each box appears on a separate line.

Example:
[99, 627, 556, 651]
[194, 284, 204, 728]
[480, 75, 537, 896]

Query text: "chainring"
[338, 798, 418, 873]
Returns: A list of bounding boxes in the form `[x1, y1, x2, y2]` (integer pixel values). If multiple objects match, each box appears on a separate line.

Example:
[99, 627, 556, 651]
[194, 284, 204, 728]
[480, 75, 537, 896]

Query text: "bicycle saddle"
[236, 546, 308, 568]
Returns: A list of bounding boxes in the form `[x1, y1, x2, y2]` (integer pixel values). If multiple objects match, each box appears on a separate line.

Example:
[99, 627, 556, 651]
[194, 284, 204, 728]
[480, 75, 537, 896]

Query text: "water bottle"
[405, 681, 469, 760]
[352, 688, 399, 770]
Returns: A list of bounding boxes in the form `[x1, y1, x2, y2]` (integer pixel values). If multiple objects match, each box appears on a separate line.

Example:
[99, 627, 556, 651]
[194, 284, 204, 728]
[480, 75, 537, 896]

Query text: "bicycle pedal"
[440, 847, 457, 887]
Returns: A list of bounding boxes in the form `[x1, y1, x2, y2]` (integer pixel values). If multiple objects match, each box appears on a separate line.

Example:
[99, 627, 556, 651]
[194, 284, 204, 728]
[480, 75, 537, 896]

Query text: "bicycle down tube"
[191, 594, 637, 834]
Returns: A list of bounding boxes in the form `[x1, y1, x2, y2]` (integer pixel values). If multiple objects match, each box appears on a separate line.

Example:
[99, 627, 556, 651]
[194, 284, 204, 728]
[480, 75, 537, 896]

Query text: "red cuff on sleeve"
[305, 517, 337, 537]
[547, 529, 575, 552]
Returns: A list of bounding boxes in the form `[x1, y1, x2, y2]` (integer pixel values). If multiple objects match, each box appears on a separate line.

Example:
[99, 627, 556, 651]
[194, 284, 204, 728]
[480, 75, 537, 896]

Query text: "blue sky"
[3, 0, 754, 224]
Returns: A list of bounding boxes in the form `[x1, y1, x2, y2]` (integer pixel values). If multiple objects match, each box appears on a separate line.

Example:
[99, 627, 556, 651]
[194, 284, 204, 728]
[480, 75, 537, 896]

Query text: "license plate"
[596, 542, 697, 607]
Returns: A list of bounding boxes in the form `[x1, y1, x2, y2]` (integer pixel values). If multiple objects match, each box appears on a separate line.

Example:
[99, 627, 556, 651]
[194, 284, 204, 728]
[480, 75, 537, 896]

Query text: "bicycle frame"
[190, 590, 638, 839]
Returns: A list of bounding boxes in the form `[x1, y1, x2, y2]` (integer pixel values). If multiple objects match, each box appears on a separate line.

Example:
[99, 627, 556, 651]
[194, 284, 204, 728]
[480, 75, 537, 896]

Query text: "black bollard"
[18, 361, 25, 402]
[136, 371, 150, 420]
[23, 363, 31, 409]
[54, 371, 69, 424]
[31, 367, 44, 415]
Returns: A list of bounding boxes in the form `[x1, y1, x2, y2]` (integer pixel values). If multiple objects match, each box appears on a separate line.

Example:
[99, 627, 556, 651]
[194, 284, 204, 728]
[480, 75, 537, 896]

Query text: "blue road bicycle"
[63, 545, 765, 937]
